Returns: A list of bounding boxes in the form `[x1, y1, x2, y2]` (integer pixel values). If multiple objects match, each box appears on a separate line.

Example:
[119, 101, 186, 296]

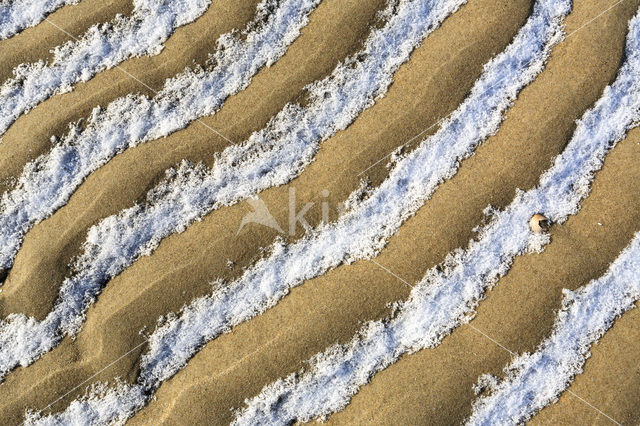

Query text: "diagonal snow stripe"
[0, 0, 214, 137]
[21, 0, 473, 422]
[0, 0, 321, 273]
[26, 382, 148, 426]
[231, 7, 640, 425]
[466, 232, 640, 425]
[0, 0, 77, 40]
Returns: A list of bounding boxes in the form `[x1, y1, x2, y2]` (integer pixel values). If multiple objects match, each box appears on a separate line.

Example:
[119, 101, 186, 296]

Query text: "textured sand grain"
[0, 0, 639, 424]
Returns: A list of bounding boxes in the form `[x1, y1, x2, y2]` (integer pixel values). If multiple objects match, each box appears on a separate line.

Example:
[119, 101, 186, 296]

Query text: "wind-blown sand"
[0, 0, 638, 424]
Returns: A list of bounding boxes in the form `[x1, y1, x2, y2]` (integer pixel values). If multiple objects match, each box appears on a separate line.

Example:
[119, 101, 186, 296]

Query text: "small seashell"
[530, 213, 550, 234]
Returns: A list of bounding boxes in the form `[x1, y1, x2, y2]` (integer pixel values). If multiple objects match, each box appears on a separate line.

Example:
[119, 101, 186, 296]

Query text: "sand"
[0, 0, 638, 424]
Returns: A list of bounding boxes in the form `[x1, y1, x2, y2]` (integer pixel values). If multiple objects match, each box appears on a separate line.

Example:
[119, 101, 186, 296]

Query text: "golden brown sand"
[0, 0, 639, 424]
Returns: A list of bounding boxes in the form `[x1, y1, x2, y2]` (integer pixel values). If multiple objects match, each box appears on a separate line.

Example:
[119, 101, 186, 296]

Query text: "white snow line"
[564, 0, 629, 38]
[41, 16, 235, 145]
[370, 259, 413, 288]
[0, 0, 214, 137]
[38, 337, 150, 416]
[230, 6, 640, 425]
[25, 0, 568, 421]
[0, 0, 321, 273]
[0, 0, 78, 40]
[466, 322, 619, 423]
[565, 392, 621, 425]
[467, 232, 640, 425]
[357, 0, 632, 179]
[26, 381, 148, 426]
[467, 323, 515, 356]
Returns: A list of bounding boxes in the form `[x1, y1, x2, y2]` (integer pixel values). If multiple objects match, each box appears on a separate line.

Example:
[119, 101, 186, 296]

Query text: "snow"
[467, 231, 640, 424]
[0, 0, 467, 379]
[26, 0, 574, 422]
[0, 0, 78, 40]
[22, 0, 478, 422]
[20, 1, 640, 424]
[148, 0, 570, 402]
[0, 0, 213, 137]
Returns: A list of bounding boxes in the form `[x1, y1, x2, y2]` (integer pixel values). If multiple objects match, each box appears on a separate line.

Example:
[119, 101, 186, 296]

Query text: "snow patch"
[148, 0, 571, 400]
[0, 0, 78, 40]
[467, 231, 640, 424]
[0, 0, 213, 137]
[22, 0, 476, 422]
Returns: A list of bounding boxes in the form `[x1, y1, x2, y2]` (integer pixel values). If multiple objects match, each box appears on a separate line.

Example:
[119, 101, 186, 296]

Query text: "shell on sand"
[529, 213, 550, 234]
